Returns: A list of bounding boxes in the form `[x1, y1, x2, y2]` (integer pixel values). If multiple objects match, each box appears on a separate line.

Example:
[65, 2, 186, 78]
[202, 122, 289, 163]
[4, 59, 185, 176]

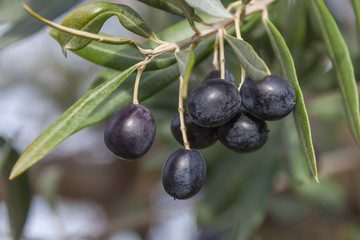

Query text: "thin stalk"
[133, 56, 154, 104]
[218, 28, 226, 79]
[212, 33, 220, 70]
[178, 75, 190, 150]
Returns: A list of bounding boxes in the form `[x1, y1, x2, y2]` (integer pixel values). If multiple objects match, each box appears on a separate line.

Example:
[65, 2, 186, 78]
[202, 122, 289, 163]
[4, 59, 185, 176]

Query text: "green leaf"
[49, 29, 176, 71]
[311, 0, 360, 146]
[175, 50, 195, 96]
[0, 0, 79, 51]
[175, 0, 199, 33]
[58, 2, 155, 55]
[81, 64, 181, 129]
[39, 166, 62, 211]
[263, 18, 319, 182]
[0, 0, 27, 23]
[351, 0, 360, 50]
[0, 138, 32, 240]
[225, 34, 271, 82]
[136, 0, 203, 22]
[10, 64, 140, 179]
[185, 0, 232, 18]
[282, 117, 310, 184]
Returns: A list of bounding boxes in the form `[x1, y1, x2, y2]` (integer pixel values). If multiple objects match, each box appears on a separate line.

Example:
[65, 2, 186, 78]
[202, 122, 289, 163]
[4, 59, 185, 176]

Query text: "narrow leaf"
[81, 64, 181, 129]
[185, 0, 231, 18]
[39, 166, 62, 211]
[0, 0, 79, 51]
[48, 29, 176, 71]
[0, 138, 32, 240]
[0, 0, 27, 23]
[136, 0, 203, 22]
[351, 0, 360, 51]
[10, 64, 140, 179]
[225, 34, 271, 82]
[57, 2, 155, 55]
[311, 0, 360, 146]
[175, 0, 199, 34]
[282, 117, 310, 184]
[263, 18, 319, 182]
[175, 50, 195, 97]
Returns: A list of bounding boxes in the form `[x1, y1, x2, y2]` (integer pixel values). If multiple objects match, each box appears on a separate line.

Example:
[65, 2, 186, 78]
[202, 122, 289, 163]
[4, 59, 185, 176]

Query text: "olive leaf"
[263, 18, 319, 182]
[10, 64, 140, 179]
[225, 34, 271, 82]
[175, 50, 195, 97]
[185, 0, 232, 18]
[282, 117, 310, 184]
[57, 2, 156, 56]
[39, 166, 62, 211]
[81, 64, 181, 129]
[49, 29, 176, 71]
[311, 0, 360, 147]
[175, 0, 200, 34]
[0, 138, 32, 240]
[351, 0, 360, 49]
[0, 0, 79, 51]
[136, 0, 203, 22]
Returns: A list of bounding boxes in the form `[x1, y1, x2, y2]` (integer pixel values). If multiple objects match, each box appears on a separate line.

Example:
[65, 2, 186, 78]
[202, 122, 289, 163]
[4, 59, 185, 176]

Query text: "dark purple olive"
[204, 69, 237, 86]
[187, 79, 242, 127]
[219, 111, 268, 153]
[240, 74, 296, 121]
[104, 104, 156, 160]
[162, 149, 206, 200]
[171, 110, 218, 149]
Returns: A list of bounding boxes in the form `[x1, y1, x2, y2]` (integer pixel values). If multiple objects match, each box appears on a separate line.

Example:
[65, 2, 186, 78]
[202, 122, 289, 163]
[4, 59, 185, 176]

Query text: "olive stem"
[133, 56, 154, 104]
[226, 1, 243, 12]
[218, 28, 226, 79]
[212, 33, 220, 70]
[178, 75, 191, 150]
[234, 8, 246, 91]
[132, 66, 144, 104]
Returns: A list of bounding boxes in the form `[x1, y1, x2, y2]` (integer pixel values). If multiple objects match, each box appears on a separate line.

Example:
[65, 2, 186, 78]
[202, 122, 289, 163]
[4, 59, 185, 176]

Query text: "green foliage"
[225, 34, 271, 82]
[263, 18, 318, 182]
[185, 0, 232, 18]
[0, 0, 79, 50]
[0, 138, 32, 240]
[10, 64, 139, 179]
[311, 0, 360, 147]
[57, 2, 156, 56]
[3, 0, 360, 239]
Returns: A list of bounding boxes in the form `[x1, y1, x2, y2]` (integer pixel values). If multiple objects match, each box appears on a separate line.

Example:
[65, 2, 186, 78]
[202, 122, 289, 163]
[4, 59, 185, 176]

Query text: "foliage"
[0, 0, 359, 239]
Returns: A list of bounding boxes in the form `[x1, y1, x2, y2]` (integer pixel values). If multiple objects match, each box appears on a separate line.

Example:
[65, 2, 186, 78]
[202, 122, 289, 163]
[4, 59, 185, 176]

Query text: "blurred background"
[1, 0, 360, 239]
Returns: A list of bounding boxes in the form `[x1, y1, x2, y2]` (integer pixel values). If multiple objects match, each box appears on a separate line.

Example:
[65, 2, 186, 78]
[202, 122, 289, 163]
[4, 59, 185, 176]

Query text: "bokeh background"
[1, 0, 360, 239]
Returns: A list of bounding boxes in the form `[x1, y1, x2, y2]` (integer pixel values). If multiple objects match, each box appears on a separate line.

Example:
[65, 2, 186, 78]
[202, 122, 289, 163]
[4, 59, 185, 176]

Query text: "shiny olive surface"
[219, 111, 268, 153]
[162, 149, 206, 200]
[104, 104, 156, 160]
[187, 79, 242, 127]
[171, 110, 218, 149]
[240, 74, 296, 121]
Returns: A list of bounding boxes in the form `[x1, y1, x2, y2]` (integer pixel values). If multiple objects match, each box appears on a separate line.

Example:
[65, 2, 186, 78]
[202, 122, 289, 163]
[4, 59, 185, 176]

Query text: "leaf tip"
[61, 47, 68, 58]
[315, 175, 320, 183]
[9, 170, 17, 180]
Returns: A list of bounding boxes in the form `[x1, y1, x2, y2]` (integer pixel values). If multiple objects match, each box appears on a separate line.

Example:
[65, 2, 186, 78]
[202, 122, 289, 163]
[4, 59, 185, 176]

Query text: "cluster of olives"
[103, 69, 296, 200]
